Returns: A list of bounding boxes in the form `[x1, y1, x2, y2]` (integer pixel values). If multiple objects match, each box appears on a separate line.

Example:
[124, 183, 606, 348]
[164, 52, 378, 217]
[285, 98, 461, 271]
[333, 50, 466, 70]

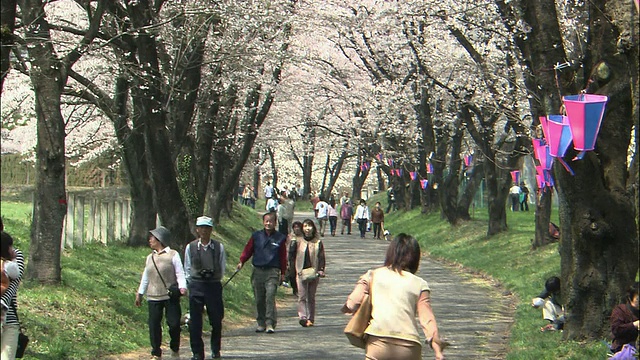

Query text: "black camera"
[199, 269, 214, 279]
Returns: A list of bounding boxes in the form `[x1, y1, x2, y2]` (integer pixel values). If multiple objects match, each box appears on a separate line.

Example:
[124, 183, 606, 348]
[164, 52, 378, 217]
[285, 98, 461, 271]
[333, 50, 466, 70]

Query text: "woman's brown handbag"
[344, 271, 373, 349]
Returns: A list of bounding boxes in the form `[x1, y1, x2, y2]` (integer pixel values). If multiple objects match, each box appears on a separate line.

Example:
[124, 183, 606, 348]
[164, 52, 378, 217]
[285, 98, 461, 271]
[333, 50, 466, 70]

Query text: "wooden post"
[100, 201, 108, 245]
[74, 196, 84, 247]
[114, 200, 122, 242]
[64, 193, 75, 248]
[122, 199, 130, 238]
[107, 201, 115, 243]
[87, 198, 96, 243]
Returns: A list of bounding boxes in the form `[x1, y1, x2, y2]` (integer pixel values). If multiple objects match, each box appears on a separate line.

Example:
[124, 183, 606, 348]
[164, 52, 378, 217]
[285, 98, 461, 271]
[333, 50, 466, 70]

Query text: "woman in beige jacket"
[342, 234, 445, 360]
[289, 219, 326, 327]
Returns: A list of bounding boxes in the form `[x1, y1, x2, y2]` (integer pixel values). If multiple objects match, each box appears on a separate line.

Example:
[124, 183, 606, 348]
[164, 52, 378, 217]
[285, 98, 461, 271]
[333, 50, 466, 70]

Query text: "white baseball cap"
[196, 216, 214, 227]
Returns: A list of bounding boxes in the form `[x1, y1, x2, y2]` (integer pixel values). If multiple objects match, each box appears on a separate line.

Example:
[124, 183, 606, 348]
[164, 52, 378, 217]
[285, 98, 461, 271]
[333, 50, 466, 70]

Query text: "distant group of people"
[508, 182, 530, 212]
[238, 181, 303, 210]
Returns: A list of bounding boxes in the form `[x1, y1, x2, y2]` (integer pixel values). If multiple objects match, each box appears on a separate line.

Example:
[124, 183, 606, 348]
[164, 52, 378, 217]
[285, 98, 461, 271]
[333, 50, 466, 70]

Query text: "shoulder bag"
[151, 254, 180, 300]
[15, 327, 29, 358]
[299, 267, 318, 282]
[344, 270, 374, 349]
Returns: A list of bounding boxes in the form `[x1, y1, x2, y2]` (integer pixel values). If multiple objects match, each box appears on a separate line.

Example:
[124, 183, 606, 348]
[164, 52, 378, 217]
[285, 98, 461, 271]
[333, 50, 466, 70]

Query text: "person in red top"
[236, 212, 287, 334]
[610, 282, 639, 354]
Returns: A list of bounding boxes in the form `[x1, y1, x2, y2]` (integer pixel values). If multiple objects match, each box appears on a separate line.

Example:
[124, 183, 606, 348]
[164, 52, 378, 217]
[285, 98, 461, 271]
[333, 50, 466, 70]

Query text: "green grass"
[0, 200, 264, 360]
[386, 207, 609, 360]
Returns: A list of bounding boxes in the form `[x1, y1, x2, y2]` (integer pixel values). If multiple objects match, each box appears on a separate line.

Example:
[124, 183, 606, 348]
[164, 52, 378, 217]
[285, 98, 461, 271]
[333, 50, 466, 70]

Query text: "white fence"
[61, 194, 131, 248]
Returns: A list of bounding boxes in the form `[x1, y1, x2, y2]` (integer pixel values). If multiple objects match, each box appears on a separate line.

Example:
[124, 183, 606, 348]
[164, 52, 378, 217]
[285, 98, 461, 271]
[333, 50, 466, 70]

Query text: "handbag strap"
[150, 254, 169, 290]
[368, 269, 374, 301]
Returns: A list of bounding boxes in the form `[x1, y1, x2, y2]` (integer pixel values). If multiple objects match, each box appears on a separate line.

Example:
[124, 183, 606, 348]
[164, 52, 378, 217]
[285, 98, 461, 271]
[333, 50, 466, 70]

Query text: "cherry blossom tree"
[496, 0, 638, 340]
[11, 0, 107, 283]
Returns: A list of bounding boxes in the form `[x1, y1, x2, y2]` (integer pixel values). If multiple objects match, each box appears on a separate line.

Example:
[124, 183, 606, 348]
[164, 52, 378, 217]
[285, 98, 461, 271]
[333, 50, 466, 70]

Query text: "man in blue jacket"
[236, 212, 287, 333]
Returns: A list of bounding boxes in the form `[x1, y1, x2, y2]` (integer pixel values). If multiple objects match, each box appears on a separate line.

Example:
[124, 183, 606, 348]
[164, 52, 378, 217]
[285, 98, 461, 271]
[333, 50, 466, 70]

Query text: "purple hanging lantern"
[562, 94, 608, 158]
[545, 115, 573, 157]
[510, 170, 521, 185]
[532, 139, 554, 170]
[544, 115, 575, 174]
[536, 174, 546, 190]
[410, 171, 418, 181]
[426, 163, 433, 174]
[420, 179, 429, 189]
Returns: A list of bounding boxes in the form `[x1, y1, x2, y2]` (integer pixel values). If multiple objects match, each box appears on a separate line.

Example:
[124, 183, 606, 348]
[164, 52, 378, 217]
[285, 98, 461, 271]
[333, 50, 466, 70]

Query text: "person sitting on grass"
[531, 276, 565, 332]
[609, 282, 639, 356]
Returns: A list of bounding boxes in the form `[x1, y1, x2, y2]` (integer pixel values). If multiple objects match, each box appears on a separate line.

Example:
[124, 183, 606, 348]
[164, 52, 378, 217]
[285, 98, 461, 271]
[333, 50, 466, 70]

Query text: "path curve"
[111, 211, 514, 359]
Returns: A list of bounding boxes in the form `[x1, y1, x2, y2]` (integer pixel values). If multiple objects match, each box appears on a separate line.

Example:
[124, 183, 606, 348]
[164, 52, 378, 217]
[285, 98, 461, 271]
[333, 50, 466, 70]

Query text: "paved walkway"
[213, 212, 513, 359]
[113, 211, 514, 359]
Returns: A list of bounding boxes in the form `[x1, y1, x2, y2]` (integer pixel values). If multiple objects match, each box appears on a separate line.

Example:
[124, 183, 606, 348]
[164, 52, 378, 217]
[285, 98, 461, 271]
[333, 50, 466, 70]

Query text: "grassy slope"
[0, 200, 263, 360]
[385, 204, 609, 360]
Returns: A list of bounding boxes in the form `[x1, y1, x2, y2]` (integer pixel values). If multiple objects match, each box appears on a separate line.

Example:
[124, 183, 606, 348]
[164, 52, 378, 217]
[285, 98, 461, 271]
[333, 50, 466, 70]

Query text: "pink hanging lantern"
[562, 94, 608, 158]
[463, 155, 473, 167]
[376, 153, 383, 161]
[544, 115, 575, 175]
[510, 170, 520, 185]
[420, 179, 429, 189]
[426, 163, 433, 174]
[536, 174, 546, 190]
[545, 115, 573, 157]
[410, 171, 418, 181]
[539, 116, 550, 143]
[532, 139, 554, 170]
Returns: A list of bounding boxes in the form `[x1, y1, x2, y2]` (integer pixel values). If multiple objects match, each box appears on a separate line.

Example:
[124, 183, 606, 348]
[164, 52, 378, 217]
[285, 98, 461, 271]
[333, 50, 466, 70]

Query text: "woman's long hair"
[302, 219, 318, 241]
[384, 233, 421, 274]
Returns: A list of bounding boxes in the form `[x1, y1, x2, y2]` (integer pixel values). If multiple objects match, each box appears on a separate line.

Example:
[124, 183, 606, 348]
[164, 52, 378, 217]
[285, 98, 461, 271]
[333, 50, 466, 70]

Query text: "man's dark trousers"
[189, 281, 224, 359]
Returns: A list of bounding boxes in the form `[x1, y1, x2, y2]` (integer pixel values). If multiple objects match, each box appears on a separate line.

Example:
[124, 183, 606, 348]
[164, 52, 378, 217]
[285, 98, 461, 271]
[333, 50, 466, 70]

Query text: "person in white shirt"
[314, 197, 330, 237]
[509, 183, 521, 212]
[354, 199, 370, 239]
[266, 195, 279, 213]
[264, 182, 274, 199]
[135, 226, 187, 360]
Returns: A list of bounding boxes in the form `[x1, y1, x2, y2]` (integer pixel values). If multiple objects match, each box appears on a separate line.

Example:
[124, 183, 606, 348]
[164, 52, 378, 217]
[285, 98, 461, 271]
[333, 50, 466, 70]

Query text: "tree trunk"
[484, 163, 509, 236]
[109, 76, 157, 246]
[127, 0, 192, 246]
[438, 116, 464, 224]
[20, 0, 66, 283]
[352, 161, 370, 201]
[267, 147, 278, 190]
[456, 162, 484, 220]
[319, 152, 330, 198]
[557, 35, 637, 340]
[324, 151, 349, 200]
[500, 0, 639, 340]
[532, 188, 554, 249]
[376, 166, 385, 191]
[0, 0, 16, 92]
[302, 154, 313, 198]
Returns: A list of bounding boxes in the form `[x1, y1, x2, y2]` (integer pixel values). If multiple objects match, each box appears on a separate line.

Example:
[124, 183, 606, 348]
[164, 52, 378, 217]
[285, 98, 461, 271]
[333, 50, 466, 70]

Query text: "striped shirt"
[1, 248, 24, 325]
